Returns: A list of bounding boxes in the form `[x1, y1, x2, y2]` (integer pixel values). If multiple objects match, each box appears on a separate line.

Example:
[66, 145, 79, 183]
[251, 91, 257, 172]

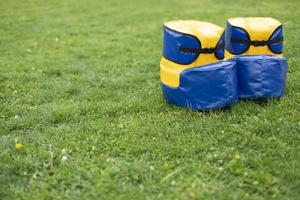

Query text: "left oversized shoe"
[160, 20, 237, 110]
[225, 17, 288, 99]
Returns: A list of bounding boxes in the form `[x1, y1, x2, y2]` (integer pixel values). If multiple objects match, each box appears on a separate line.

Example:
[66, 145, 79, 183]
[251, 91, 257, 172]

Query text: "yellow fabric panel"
[227, 17, 282, 56]
[224, 50, 234, 60]
[225, 50, 283, 60]
[161, 20, 224, 87]
[160, 55, 219, 88]
[160, 57, 186, 88]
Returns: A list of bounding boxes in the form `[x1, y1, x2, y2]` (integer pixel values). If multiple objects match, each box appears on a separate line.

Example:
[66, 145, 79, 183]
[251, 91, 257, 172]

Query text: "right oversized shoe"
[160, 20, 238, 110]
[225, 17, 288, 99]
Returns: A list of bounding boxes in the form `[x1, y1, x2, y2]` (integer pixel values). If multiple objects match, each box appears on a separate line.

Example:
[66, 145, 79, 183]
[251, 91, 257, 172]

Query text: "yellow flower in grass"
[234, 154, 240, 160]
[15, 142, 23, 150]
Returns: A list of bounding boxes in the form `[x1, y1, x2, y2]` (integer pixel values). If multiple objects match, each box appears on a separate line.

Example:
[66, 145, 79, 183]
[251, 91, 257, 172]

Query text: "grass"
[0, 0, 300, 199]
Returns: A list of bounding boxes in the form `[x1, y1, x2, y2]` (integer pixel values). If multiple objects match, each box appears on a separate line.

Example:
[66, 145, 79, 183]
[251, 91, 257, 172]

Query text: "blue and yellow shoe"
[160, 20, 237, 110]
[225, 17, 287, 99]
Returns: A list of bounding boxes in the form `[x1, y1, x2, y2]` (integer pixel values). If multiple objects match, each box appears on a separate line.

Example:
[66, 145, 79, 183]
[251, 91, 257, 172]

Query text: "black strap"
[231, 37, 283, 47]
[179, 43, 224, 54]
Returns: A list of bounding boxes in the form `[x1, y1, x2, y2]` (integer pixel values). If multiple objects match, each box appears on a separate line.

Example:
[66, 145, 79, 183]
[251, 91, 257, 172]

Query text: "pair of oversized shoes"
[160, 18, 288, 110]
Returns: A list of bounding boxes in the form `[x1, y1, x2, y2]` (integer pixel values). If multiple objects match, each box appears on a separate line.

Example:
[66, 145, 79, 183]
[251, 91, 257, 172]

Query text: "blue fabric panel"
[215, 32, 225, 59]
[231, 55, 287, 99]
[161, 61, 238, 110]
[163, 27, 201, 65]
[269, 26, 283, 54]
[225, 22, 249, 55]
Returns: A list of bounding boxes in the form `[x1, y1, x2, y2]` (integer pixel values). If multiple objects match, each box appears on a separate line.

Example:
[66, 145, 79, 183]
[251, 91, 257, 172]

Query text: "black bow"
[179, 43, 224, 54]
[231, 37, 283, 47]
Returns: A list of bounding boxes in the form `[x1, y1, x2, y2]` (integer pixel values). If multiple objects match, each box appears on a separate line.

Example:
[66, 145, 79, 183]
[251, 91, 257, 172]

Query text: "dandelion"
[61, 155, 68, 164]
[189, 191, 196, 198]
[150, 166, 155, 171]
[234, 154, 240, 160]
[15, 142, 23, 150]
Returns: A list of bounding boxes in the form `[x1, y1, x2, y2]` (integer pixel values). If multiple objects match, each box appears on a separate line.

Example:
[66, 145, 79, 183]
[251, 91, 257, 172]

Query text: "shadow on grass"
[169, 103, 234, 113]
[163, 98, 285, 114]
[240, 97, 283, 106]
[242, 98, 270, 106]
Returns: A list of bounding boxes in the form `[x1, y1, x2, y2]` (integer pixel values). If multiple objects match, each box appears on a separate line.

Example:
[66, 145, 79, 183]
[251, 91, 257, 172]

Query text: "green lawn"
[1, 0, 300, 199]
